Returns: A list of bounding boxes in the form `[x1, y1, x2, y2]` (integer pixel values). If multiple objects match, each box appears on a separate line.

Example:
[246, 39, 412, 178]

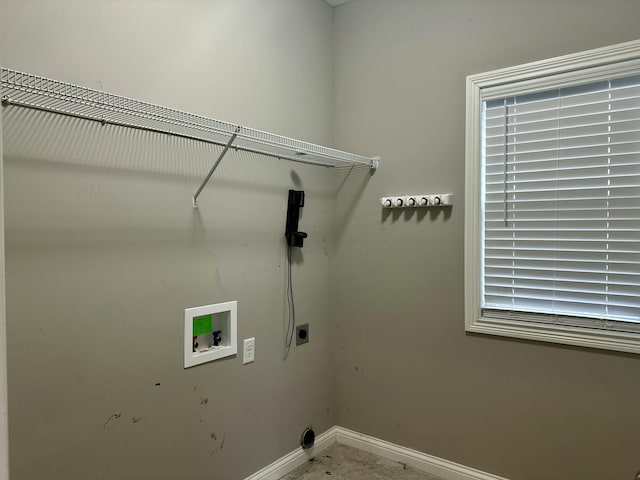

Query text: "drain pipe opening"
[301, 427, 315, 450]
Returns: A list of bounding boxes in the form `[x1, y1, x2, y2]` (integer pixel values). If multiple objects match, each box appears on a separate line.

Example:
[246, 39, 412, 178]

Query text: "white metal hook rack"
[0, 68, 380, 208]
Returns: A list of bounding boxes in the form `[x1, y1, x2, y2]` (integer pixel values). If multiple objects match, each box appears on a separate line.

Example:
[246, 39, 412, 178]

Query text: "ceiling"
[325, 0, 353, 6]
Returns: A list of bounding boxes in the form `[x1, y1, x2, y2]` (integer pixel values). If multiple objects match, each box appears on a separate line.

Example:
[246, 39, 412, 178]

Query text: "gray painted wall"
[332, 1, 640, 480]
[1, 1, 336, 479]
[0, 8, 9, 475]
[4, 1, 640, 480]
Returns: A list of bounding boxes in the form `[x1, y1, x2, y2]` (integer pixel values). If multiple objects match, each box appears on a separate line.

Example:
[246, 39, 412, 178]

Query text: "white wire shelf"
[1, 67, 379, 207]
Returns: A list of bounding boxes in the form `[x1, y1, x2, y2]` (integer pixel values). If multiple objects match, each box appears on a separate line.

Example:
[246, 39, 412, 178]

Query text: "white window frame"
[465, 39, 640, 355]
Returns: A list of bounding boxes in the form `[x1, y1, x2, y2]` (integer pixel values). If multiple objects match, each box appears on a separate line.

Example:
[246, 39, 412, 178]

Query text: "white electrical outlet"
[243, 337, 255, 364]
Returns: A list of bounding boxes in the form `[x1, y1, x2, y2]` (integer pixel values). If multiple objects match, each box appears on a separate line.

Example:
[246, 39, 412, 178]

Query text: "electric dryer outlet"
[296, 324, 309, 345]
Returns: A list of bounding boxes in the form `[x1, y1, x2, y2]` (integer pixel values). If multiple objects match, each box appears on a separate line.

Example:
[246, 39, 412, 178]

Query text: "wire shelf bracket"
[192, 126, 240, 208]
[1, 67, 380, 208]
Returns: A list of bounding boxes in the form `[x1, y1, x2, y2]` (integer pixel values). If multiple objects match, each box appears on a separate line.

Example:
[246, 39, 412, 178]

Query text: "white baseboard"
[335, 427, 509, 480]
[245, 425, 509, 480]
[243, 427, 338, 480]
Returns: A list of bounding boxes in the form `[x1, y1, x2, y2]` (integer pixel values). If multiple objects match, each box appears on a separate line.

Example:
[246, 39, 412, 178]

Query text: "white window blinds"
[482, 74, 640, 332]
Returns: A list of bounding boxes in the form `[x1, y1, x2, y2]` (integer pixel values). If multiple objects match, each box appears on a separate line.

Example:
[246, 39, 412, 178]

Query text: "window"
[465, 40, 640, 354]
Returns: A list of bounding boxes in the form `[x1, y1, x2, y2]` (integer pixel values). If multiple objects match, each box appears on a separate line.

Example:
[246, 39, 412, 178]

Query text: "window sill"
[466, 316, 640, 355]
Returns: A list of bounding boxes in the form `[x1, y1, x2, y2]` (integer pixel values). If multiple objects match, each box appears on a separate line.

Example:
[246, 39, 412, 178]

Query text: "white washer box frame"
[184, 301, 237, 368]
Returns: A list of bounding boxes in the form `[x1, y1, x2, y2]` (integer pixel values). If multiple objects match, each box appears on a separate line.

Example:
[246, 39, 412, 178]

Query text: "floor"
[280, 443, 446, 480]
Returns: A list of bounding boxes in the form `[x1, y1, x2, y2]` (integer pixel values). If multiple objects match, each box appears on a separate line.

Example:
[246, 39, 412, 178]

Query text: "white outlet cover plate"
[243, 337, 255, 364]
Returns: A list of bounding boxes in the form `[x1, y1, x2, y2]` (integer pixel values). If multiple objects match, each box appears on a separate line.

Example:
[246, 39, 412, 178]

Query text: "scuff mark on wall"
[210, 432, 225, 456]
[103, 413, 121, 429]
[322, 238, 330, 259]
